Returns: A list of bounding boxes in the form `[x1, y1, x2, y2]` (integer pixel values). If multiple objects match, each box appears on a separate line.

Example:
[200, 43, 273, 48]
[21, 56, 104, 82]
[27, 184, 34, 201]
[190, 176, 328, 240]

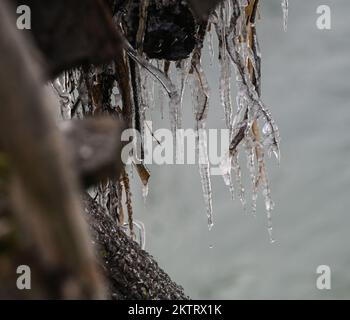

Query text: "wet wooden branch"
[61, 118, 125, 187]
[12, 0, 122, 78]
[14, 0, 204, 72]
[83, 193, 189, 300]
[188, 0, 225, 20]
[0, 0, 105, 299]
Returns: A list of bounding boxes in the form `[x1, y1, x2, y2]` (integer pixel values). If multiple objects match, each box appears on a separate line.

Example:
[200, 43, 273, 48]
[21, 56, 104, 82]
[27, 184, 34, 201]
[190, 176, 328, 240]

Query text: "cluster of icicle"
[124, 0, 282, 242]
[53, 0, 283, 245]
[52, 66, 147, 249]
[208, 0, 280, 242]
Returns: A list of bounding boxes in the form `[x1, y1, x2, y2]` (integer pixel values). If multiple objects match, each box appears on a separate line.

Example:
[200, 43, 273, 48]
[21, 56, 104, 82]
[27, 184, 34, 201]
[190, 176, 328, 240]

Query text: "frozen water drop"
[265, 198, 275, 212]
[268, 227, 275, 244]
[219, 152, 232, 186]
[262, 122, 272, 136]
[268, 144, 281, 163]
[142, 184, 149, 203]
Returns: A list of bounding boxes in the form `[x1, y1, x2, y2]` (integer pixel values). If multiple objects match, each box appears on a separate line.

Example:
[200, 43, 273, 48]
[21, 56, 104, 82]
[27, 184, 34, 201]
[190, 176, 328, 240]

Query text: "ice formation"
[281, 0, 289, 32]
[54, 0, 282, 243]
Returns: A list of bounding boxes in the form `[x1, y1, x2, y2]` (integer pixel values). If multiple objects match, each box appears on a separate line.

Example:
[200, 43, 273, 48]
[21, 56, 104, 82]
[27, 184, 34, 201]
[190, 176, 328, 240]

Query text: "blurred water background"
[129, 0, 350, 299]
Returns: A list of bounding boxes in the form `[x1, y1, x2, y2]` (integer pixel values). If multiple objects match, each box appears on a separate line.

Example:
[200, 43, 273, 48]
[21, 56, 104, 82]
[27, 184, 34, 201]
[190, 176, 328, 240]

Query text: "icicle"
[219, 151, 236, 200]
[52, 78, 72, 120]
[149, 73, 156, 111]
[224, 5, 280, 160]
[174, 59, 191, 162]
[124, 40, 179, 100]
[167, 62, 182, 147]
[215, 3, 234, 131]
[140, 66, 155, 112]
[121, 220, 146, 250]
[142, 183, 149, 203]
[245, 138, 258, 216]
[177, 59, 191, 124]
[191, 63, 210, 122]
[232, 153, 246, 209]
[260, 111, 281, 164]
[262, 175, 275, 243]
[190, 59, 213, 230]
[126, 39, 182, 144]
[156, 60, 165, 119]
[125, 37, 182, 147]
[207, 23, 215, 65]
[254, 138, 276, 242]
[139, 68, 150, 156]
[281, 0, 289, 32]
[220, 58, 232, 129]
[158, 86, 165, 120]
[219, 151, 232, 187]
[224, 2, 280, 237]
[198, 128, 213, 230]
[133, 220, 146, 250]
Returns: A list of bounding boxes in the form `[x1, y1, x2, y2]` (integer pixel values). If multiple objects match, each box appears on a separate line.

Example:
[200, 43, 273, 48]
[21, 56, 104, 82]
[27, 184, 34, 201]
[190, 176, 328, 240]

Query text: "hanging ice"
[218, 40, 233, 131]
[262, 177, 275, 243]
[215, 3, 234, 131]
[245, 141, 257, 216]
[121, 220, 146, 250]
[52, 77, 72, 120]
[50, 0, 283, 242]
[207, 24, 215, 66]
[142, 183, 149, 203]
[190, 60, 214, 230]
[198, 128, 214, 230]
[175, 59, 191, 162]
[124, 38, 182, 151]
[281, 0, 289, 32]
[232, 153, 246, 209]
[123, 39, 179, 101]
[219, 151, 232, 187]
[213, 0, 280, 239]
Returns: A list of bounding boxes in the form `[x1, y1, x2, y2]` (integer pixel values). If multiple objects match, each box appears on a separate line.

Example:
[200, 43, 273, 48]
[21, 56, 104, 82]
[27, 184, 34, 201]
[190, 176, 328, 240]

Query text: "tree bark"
[61, 117, 125, 187]
[0, 0, 105, 299]
[83, 194, 189, 300]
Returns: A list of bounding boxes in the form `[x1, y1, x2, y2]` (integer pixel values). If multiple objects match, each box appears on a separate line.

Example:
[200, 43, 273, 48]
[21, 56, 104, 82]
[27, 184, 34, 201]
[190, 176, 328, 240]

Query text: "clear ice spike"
[198, 128, 214, 231]
[281, 0, 289, 32]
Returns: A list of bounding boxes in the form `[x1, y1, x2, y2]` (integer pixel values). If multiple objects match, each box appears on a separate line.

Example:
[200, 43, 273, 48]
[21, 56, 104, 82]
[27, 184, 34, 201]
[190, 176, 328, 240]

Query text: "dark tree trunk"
[84, 194, 189, 300]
